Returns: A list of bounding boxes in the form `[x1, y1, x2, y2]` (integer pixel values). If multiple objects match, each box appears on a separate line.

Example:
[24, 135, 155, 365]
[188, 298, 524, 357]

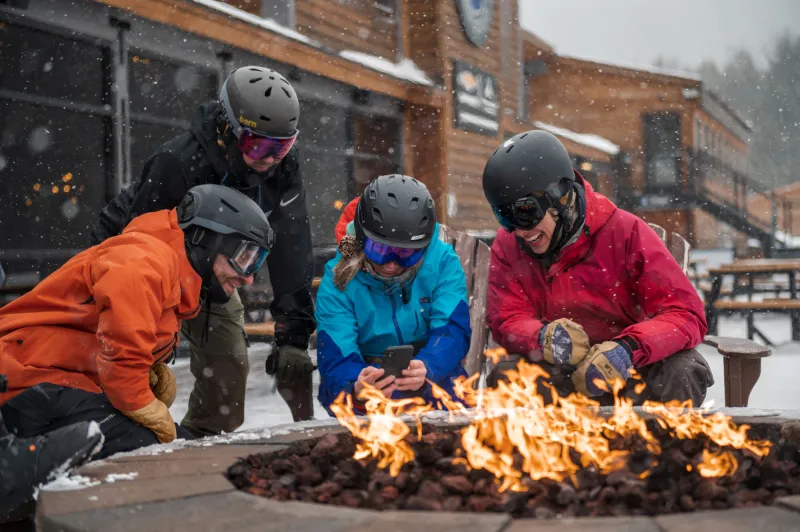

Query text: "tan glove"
[149, 363, 177, 407]
[122, 398, 177, 443]
[538, 318, 591, 366]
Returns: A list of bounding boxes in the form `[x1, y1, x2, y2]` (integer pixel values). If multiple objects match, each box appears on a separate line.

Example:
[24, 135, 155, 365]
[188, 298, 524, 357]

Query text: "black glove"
[266, 345, 314, 384]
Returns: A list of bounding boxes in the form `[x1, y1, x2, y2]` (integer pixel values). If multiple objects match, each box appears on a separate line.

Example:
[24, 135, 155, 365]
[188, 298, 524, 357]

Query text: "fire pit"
[227, 360, 800, 519]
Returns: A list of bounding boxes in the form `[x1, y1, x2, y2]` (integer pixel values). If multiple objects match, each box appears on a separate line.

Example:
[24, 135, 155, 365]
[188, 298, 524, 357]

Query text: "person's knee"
[644, 349, 714, 406]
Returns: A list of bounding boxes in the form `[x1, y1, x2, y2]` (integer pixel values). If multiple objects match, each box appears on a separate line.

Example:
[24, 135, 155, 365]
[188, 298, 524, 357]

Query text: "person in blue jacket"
[316, 174, 471, 412]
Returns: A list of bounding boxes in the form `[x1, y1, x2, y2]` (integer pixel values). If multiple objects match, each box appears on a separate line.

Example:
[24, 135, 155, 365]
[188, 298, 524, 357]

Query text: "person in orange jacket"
[0, 184, 273, 458]
[335, 197, 360, 243]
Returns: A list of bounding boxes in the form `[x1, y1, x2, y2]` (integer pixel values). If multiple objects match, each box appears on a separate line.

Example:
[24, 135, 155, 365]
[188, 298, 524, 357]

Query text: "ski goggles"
[492, 193, 553, 232]
[363, 238, 426, 268]
[236, 129, 298, 161]
[225, 240, 270, 277]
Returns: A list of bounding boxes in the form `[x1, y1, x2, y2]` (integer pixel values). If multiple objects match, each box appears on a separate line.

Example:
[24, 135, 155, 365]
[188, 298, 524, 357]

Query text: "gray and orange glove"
[537, 318, 591, 366]
[122, 399, 176, 443]
[149, 363, 177, 408]
[572, 341, 634, 397]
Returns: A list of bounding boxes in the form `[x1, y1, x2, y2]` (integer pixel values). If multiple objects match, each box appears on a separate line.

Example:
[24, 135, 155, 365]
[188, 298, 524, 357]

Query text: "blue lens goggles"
[227, 241, 269, 277]
[363, 238, 426, 268]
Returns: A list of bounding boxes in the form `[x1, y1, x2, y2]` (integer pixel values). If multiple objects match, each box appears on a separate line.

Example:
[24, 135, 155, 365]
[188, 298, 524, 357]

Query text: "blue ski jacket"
[316, 224, 471, 412]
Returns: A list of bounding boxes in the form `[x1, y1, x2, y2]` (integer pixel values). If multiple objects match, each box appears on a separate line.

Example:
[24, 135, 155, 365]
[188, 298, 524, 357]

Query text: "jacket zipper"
[388, 292, 405, 345]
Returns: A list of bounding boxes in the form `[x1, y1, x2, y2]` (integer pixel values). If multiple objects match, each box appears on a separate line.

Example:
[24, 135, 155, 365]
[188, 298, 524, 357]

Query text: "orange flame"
[330, 384, 432, 476]
[332, 348, 772, 489]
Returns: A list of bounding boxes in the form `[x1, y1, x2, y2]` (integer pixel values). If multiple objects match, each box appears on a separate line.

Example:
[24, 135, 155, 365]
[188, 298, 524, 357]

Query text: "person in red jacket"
[482, 131, 713, 406]
[335, 197, 361, 244]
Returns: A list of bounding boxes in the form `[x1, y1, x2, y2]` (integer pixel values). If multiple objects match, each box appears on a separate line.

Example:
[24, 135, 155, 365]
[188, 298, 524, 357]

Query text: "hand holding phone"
[380, 345, 415, 379]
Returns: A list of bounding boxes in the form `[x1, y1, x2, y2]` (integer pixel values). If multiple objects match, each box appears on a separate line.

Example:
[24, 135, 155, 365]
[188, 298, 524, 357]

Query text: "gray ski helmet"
[178, 184, 274, 252]
[482, 130, 576, 208]
[219, 66, 299, 138]
[355, 175, 436, 249]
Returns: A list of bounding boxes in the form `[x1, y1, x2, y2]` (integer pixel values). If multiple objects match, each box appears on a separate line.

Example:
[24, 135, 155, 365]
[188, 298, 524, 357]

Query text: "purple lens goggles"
[363, 238, 426, 268]
[237, 129, 297, 161]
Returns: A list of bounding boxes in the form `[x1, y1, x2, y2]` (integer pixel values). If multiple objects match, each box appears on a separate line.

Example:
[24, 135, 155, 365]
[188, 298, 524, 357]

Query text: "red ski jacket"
[487, 178, 707, 367]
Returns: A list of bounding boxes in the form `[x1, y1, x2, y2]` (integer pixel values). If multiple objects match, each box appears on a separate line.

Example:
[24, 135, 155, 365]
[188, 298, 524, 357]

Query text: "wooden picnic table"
[705, 258, 800, 343]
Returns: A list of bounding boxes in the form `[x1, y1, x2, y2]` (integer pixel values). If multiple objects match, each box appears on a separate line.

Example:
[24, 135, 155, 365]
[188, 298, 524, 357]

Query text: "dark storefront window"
[0, 21, 110, 265]
[128, 51, 218, 119]
[295, 101, 402, 247]
[0, 101, 107, 251]
[0, 22, 107, 105]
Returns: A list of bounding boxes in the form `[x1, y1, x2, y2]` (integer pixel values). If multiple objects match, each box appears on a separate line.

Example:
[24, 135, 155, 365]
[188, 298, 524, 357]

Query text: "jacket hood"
[190, 101, 230, 179]
[123, 209, 203, 318]
[580, 176, 616, 233]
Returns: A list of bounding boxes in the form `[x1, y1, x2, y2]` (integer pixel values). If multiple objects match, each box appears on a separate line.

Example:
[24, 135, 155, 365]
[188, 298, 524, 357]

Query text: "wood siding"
[296, 0, 398, 59]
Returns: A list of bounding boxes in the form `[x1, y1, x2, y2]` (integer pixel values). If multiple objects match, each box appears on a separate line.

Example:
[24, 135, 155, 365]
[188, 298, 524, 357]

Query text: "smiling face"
[368, 260, 406, 278]
[514, 210, 557, 254]
[212, 254, 254, 296]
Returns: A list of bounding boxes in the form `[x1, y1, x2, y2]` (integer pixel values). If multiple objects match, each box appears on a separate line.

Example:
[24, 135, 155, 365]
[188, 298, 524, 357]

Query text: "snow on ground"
[169, 343, 328, 431]
[165, 314, 800, 435]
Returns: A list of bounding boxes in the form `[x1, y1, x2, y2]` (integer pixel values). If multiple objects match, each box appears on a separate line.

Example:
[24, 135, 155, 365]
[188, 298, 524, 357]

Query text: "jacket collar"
[544, 176, 617, 277]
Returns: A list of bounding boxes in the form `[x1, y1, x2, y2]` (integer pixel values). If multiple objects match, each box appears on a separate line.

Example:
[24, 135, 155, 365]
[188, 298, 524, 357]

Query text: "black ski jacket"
[90, 102, 316, 348]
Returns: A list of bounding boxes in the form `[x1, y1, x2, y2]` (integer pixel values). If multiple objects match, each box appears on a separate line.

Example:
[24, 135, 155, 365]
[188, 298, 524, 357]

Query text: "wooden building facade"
[0, 0, 769, 291]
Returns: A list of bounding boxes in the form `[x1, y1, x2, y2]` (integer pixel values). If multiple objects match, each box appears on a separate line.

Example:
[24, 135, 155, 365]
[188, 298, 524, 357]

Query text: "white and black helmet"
[219, 66, 299, 138]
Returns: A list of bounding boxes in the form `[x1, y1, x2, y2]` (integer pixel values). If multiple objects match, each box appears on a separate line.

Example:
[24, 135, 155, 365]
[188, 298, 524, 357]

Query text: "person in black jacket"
[90, 66, 317, 433]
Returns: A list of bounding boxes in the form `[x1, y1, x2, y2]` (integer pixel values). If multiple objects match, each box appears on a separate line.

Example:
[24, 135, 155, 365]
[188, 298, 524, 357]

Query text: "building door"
[643, 112, 681, 190]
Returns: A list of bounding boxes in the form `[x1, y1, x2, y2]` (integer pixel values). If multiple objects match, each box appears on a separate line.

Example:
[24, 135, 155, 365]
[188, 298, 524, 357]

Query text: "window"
[128, 51, 218, 120]
[0, 22, 108, 105]
[0, 101, 108, 251]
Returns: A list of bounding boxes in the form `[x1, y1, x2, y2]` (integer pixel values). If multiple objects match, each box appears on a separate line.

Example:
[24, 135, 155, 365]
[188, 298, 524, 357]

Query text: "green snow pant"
[179, 290, 315, 436]
[180, 291, 250, 436]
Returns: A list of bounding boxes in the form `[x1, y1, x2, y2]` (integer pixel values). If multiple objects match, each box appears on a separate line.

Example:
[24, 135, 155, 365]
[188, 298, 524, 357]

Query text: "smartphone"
[380, 345, 415, 379]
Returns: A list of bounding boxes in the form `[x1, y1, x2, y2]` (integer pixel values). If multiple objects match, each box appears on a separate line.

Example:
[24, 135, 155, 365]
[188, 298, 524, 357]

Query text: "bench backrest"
[439, 225, 491, 375]
[648, 223, 691, 273]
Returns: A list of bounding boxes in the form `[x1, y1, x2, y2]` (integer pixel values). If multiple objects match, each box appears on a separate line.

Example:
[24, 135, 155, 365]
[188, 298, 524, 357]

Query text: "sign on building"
[453, 61, 499, 136]
[455, 0, 494, 47]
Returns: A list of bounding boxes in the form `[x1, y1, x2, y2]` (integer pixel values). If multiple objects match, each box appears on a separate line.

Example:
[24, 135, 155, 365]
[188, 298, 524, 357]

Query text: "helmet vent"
[249, 67, 263, 72]
[249, 77, 262, 83]
[418, 217, 429, 228]
[387, 193, 399, 207]
[371, 207, 383, 222]
[289, 117, 297, 123]
[265, 86, 273, 97]
[269, 76, 275, 80]
[368, 189, 377, 200]
[282, 88, 292, 98]
[260, 115, 271, 122]
[505, 144, 515, 153]
[220, 199, 240, 213]
[520, 133, 528, 139]
[409, 197, 419, 210]
[280, 78, 290, 85]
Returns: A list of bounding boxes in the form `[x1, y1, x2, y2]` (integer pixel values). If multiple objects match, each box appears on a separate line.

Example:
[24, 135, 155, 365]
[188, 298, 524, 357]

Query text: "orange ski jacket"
[0, 209, 202, 413]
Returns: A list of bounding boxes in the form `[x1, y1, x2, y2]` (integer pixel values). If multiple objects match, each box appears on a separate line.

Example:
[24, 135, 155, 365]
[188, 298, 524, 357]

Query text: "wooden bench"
[649, 224, 772, 406]
[711, 298, 800, 345]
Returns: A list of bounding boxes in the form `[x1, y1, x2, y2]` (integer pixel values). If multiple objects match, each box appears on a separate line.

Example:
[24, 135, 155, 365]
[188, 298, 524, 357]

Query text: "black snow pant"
[487, 348, 714, 407]
[1, 383, 194, 460]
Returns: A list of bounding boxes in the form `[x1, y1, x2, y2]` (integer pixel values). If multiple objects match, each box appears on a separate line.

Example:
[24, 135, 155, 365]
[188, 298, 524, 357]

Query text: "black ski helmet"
[178, 184, 274, 302]
[219, 66, 299, 139]
[482, 130, 576, 208]
[354, 175, 436, 249]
